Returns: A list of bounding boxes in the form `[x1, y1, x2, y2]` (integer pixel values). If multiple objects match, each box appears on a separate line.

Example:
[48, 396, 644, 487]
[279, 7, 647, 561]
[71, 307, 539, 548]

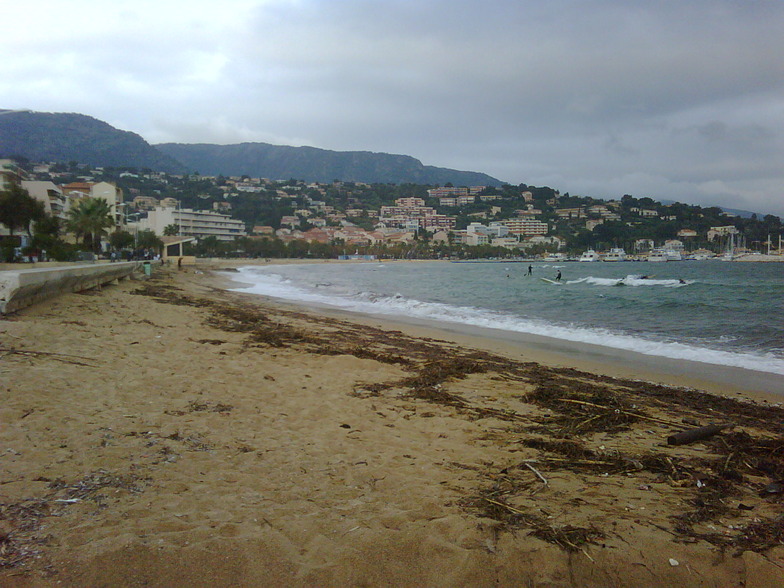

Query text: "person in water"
[555, 270, 562, 281]
[527, 265, 533, 276]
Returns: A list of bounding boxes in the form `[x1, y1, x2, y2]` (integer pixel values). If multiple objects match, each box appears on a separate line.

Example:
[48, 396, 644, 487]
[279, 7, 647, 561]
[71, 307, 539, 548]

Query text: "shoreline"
[211, 260, 784, 403]
[2, 264, 783, 586]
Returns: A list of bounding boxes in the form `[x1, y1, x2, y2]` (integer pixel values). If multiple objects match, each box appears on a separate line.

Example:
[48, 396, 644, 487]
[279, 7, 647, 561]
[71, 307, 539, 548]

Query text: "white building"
[139, 207, 246, 241]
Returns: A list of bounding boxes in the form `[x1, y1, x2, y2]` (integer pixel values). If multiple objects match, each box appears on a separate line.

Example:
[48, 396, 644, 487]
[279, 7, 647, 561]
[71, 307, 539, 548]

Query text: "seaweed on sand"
[133, 278, 784, 555]
[525, 382, 648, 435]
[0, 470, 148, 569]
[516, 438, 698, 480]
[467, 495, 604, 552]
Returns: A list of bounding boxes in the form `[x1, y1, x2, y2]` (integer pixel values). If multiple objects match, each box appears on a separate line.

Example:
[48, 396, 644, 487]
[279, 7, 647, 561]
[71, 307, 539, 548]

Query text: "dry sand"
[1, 262, 783, 587]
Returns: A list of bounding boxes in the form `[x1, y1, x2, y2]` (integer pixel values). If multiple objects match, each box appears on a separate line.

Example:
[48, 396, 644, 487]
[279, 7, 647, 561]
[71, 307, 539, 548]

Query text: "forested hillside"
[0, 111, 184, 173]
[155, 142, 501, 186]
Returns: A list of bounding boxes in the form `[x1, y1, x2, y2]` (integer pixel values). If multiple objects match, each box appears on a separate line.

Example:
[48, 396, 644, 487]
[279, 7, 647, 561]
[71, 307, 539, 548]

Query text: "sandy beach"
[1, 261, 783, 587]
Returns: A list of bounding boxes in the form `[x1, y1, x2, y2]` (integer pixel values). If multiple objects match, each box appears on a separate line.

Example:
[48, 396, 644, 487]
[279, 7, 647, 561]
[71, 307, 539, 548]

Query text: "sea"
[229, 260, 784, 389]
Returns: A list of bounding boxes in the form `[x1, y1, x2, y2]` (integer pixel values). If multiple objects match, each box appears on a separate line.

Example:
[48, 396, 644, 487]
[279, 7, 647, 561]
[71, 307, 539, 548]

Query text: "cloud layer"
[3, 0, 783, 215]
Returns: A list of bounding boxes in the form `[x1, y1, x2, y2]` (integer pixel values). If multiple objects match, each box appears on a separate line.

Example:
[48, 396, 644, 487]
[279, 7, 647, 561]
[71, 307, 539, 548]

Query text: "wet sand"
[1, 262, 783, 587]
[216, 259, 784, 401]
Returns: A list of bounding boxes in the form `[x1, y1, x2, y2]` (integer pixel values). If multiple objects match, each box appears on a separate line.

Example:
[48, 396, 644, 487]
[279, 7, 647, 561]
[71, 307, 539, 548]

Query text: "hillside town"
[1, 158, 782, 262]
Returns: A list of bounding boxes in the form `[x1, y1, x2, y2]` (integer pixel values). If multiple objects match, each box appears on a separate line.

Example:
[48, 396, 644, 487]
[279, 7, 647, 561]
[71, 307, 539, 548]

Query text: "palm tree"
[66, 198, 115, 253]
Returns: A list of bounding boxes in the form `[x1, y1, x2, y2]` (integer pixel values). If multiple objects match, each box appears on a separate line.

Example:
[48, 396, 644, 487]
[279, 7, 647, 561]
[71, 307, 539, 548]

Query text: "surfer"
[527, 265, 533, 276]
[555, 270, 562, 282]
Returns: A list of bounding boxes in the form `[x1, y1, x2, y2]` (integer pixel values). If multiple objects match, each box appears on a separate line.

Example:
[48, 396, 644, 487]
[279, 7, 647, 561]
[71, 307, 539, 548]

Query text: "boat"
[647, 249, 669, 262]
[543, 252, 567, 262]
[685, 250, 712, 261]
[578, 249, 601, 262]
[647, 248, 682, 262]
[664, 249, 682, 261]
[602, 248, 627, 262]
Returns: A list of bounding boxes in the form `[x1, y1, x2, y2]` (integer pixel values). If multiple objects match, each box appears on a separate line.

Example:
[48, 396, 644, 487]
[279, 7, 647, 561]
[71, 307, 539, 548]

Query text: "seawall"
[0, 262, 140, 314]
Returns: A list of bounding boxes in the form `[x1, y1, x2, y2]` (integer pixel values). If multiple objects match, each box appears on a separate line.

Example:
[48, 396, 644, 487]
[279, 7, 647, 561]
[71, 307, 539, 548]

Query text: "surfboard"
[540, 277, 562, 285]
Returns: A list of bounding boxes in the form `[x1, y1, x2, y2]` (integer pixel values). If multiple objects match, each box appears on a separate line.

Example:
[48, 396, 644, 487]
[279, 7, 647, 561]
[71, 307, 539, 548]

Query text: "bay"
[230, 260, 784, 378]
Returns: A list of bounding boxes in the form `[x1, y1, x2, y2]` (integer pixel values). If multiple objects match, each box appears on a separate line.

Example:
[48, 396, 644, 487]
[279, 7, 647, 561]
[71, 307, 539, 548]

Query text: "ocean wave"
[229, 267, 784, 376]
[568, 275, 691, 287]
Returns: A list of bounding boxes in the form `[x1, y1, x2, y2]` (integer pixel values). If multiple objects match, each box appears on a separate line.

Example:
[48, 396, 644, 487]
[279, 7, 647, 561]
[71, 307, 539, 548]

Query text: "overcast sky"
[3, 0, 783, 216]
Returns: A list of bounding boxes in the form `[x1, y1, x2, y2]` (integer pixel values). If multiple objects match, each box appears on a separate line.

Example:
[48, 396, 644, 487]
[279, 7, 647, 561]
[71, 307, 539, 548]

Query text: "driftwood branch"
[482, 497, 527, 515]
[0, 347, 97, 367]
[667, 424, 731, 446]
[555, 397, 680, 426]
[523, 461, 549, 486]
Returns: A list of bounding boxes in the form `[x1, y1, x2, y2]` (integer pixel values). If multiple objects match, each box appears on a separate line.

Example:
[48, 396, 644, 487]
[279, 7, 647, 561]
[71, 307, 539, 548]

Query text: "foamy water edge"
[229, 267, 784, 377]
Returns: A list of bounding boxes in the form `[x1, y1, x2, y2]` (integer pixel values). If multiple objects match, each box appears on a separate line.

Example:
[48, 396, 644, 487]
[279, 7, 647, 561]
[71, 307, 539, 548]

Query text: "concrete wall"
[0, 262, 139, 314]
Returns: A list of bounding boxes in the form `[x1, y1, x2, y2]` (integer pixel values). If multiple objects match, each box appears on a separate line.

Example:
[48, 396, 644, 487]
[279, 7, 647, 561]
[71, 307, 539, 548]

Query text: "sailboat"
[721, 233, 735, 261]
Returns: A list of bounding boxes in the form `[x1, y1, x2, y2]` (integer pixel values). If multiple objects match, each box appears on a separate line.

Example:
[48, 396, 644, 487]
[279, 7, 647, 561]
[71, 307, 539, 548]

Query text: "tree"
[66, 198, 115, 253]
[0, 184, 45, 237]
[197, 235, 222, 257]
[136, 229, 163, 251]
[30, 215, 76, 261]
[109, 230, 135, 250]
[163, 224, 179, 236]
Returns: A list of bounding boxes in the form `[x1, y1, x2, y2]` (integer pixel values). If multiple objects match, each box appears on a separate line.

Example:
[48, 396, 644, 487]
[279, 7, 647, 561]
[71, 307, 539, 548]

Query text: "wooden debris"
[667, 424, 731, 446]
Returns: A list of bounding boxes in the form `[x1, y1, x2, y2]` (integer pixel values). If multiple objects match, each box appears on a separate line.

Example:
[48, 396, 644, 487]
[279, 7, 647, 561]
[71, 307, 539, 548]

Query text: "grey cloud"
[2, 0, 784, 216]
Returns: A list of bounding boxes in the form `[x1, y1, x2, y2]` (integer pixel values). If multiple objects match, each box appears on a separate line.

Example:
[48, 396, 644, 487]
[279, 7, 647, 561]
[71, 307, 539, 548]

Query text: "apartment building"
[21, 181, 67, 219]
[467, 222, 508, 238]
[438, 195, 477, 207]
[139, 206, 246, 241]
[555, 207, 584, 219]
[379, 205, 437, 220]
[90, 182, 124, 228]
[420, 215, 457, 231]
[427, 186, 486, 198]
[0, 159, 24, 190]
[427, 187, 468, 198]
[502, 218, 549, 236]
[395, 197, 425, 208]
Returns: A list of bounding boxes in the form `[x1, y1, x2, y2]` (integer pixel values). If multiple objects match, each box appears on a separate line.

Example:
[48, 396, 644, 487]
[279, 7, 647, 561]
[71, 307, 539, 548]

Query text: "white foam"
[230, 267, 784, 376]
[569, 275, 690, 287]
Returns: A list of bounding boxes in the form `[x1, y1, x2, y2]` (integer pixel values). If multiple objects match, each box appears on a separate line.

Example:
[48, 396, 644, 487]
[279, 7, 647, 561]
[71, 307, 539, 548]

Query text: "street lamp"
[118, 203, 142, 247]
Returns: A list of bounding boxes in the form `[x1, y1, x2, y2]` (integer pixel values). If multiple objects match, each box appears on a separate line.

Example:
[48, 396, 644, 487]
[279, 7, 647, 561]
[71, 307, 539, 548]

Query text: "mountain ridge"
[155, 141, 501, 186]
[0, 111, 185, 173]
[0, 110, 503, 186]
